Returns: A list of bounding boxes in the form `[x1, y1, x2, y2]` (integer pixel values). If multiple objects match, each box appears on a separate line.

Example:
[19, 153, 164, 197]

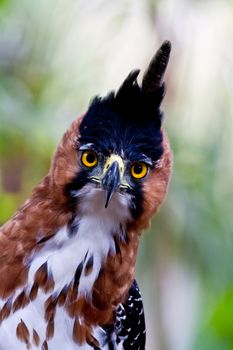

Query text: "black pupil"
[86, 152, 96, 164]
[134, 164, 143, 174]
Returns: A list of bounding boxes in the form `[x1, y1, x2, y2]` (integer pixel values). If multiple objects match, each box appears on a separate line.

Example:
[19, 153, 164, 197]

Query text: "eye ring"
[81, 150, 98, 168]
[131, 162, 148, 179]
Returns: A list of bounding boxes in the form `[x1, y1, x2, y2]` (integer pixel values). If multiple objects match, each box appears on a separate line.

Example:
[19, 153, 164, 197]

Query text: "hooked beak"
[102, 161, 121, 208]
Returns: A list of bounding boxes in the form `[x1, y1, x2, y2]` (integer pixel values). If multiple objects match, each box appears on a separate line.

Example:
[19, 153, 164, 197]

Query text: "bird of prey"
[0, 41, 172, 350]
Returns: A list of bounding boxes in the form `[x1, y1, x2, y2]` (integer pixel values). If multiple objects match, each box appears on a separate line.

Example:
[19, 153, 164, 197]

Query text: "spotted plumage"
[0, 41, 172, 349]
[100, 280, 146, 350]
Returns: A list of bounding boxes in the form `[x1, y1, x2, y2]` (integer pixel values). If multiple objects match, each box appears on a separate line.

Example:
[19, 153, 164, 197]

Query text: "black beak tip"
[102, 161, 121, 209]
[104, 190, 112, 208]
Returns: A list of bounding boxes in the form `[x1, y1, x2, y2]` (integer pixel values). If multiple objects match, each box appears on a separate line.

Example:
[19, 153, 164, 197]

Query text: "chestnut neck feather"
[0, 116, 172, 350]
[0, 117, 172, 299]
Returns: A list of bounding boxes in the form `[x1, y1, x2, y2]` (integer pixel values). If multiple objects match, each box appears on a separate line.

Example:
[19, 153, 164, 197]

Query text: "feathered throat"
[0, 183, 137, 349]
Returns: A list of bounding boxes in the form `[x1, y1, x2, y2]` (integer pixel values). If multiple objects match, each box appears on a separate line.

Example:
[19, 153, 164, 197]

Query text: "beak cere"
[102, 161, 121, 208]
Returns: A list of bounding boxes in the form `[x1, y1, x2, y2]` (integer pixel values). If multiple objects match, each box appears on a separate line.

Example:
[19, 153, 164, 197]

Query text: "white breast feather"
[0, 184, 131, 349]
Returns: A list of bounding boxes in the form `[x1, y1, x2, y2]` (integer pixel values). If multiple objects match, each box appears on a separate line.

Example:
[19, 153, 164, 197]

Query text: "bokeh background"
[0, 0, 233, 349]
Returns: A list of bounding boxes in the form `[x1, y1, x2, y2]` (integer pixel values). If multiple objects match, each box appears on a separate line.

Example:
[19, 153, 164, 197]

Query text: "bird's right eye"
[81, 150, 98, 168]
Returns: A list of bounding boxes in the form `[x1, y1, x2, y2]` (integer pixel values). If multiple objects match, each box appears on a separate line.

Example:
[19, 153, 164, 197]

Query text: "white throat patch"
[29, 184, 132, 298]
[0, 185, 132, 350]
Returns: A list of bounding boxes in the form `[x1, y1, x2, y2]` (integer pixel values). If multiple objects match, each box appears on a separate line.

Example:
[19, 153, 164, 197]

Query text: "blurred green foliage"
[0, 0, 233, 349]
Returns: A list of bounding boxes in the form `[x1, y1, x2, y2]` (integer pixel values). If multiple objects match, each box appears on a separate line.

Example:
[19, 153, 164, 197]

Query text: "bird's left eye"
[81, 150, 98, 168]
[131, 162, 148, 179]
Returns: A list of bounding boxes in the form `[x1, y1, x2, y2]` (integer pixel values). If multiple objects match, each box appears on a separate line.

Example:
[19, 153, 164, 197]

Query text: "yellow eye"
[131, 162, 148, 179]
[81, 150, 98, 168]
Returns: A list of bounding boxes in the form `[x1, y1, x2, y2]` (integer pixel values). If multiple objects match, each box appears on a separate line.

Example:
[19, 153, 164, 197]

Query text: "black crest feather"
[142, 40, 171, 97]
[79, 41, 171, 162]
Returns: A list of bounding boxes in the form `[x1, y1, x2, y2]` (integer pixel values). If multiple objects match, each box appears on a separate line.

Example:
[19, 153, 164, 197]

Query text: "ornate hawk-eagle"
[0, 41, 172, 350]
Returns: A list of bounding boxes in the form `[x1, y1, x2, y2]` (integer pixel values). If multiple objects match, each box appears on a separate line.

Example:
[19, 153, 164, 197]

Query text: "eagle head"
[51, 41, 172, 231]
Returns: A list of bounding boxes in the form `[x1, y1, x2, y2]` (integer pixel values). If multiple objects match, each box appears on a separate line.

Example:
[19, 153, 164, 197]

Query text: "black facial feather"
[78, 86, 164, 162]
[78, 40, 171, 160]
[76, 79, 162, 219]
[66, 41, 171, 219]
[65, 169, 90, 198]
[126, 184, 144, 219]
